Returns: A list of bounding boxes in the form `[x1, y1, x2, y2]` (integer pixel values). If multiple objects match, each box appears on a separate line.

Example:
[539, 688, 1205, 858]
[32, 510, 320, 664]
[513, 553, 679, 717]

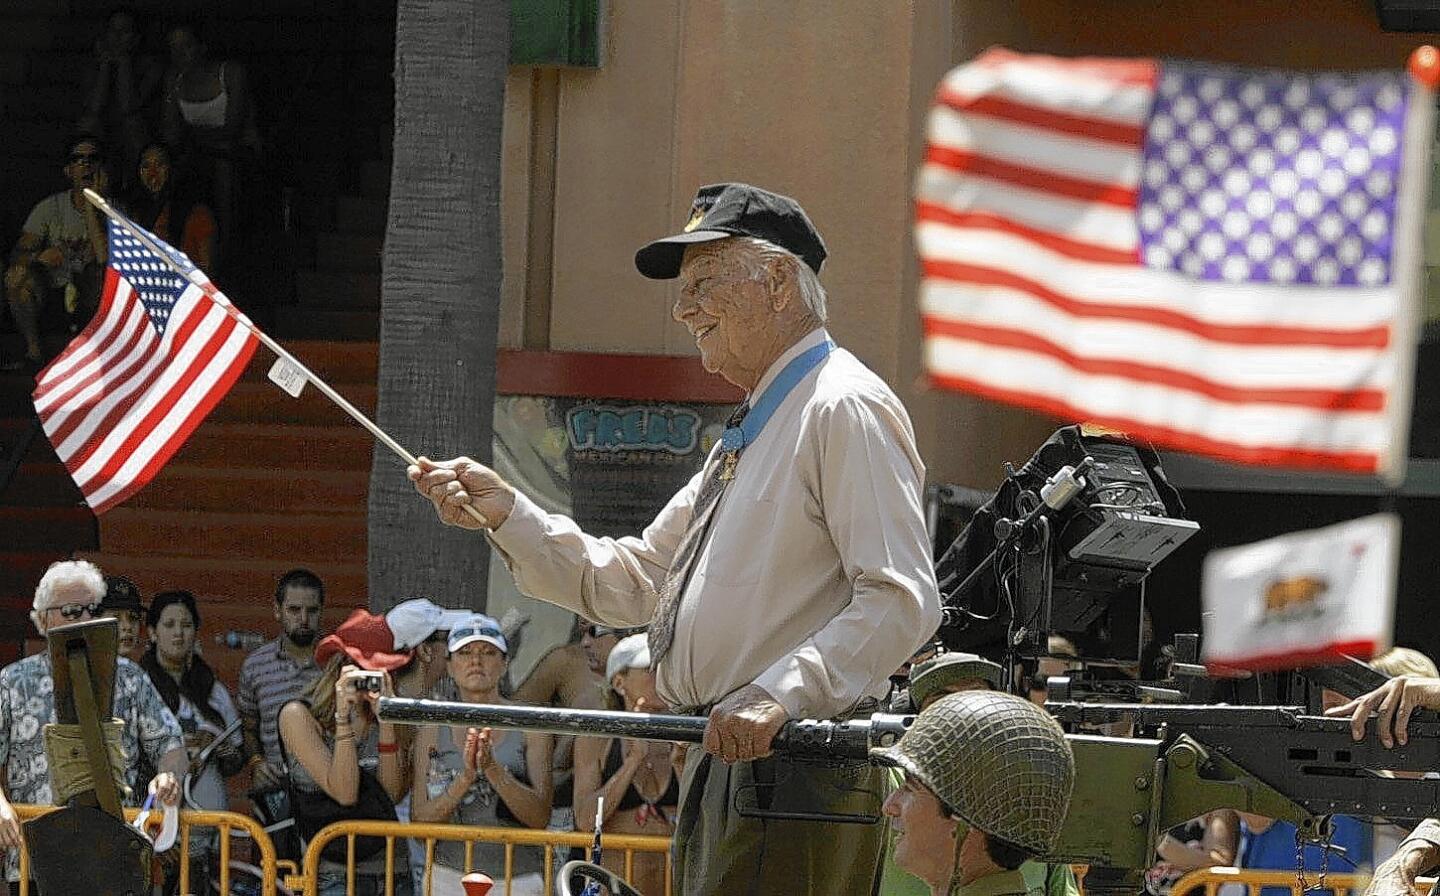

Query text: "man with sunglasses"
[2, 135, 111, 374]
[0, 560, 186, 894]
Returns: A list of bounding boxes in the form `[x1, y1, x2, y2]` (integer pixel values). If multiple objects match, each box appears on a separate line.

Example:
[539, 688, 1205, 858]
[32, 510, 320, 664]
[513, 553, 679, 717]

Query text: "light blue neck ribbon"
[720, 339, 836, 455]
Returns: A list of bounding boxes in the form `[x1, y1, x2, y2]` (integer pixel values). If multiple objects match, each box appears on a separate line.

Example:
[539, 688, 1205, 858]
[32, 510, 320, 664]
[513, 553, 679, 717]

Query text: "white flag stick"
[82, 187, 489, 527]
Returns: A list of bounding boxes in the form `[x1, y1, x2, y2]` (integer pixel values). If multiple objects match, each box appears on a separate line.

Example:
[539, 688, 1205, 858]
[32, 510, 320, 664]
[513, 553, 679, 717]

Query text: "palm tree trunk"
[367, 0, 508, 612]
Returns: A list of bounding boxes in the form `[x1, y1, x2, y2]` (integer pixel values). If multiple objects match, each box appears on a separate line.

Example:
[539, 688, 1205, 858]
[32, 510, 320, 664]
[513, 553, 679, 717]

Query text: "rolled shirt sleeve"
[751, 389, 941, 719]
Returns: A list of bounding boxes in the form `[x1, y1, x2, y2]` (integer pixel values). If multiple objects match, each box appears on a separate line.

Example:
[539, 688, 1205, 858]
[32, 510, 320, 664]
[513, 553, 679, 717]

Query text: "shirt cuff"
[488, 490, 548, 560]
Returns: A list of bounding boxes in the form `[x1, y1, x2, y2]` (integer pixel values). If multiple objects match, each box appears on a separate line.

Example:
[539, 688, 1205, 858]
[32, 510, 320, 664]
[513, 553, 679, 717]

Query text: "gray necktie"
[648, 403, 748, 665]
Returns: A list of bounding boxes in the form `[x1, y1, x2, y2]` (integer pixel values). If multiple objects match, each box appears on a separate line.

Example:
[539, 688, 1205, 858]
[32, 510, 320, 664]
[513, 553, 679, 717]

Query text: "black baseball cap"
[634, 183, 827, 280]
[101, 576, 144, 613]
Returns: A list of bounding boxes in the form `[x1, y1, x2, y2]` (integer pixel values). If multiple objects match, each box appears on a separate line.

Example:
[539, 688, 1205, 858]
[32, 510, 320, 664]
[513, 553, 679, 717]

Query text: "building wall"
[497, 0, 1440, 489]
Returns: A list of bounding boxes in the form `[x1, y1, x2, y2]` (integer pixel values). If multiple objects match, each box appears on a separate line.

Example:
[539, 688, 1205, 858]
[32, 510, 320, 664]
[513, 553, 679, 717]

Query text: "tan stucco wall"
[497, 0, 1440, 490]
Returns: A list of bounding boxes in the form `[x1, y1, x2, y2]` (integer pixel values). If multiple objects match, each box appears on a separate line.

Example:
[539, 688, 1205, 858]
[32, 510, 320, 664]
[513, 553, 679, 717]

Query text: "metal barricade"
[8, 803, 283, 896]
[297, 820, 673, 896]
[1171, 867, 1438, 896]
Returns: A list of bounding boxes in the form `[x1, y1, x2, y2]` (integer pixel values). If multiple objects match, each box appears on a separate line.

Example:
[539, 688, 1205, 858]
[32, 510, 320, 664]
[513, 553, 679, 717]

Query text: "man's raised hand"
[407, 457, 516, 531]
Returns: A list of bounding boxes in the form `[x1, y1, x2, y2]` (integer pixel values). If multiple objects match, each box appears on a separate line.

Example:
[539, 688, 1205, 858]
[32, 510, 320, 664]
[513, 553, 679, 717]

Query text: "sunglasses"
[69, 153, 100, 163]
[452, 625, 504, 642]
[50, 602, 102, 621]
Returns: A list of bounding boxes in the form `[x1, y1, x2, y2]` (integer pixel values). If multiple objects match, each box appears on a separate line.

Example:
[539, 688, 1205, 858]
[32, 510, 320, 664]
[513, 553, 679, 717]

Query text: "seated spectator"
[279, 610, 413, 896]
[161, 23, 259, 237]
[3, 136, 111, 373]
[573, 634, 675, 896]
[76, 8, 163, 187]
[139, 590, 245, 894]
[0, 560, 185, 894]
[100, 574, 147, 661]
[129, 141, 217, 270]
[410, 614, 553, 896]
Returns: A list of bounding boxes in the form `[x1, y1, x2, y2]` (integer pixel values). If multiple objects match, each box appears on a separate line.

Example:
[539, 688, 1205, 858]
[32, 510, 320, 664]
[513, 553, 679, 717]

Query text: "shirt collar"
[749, 327, 830, 400]
[951, 868, 1034, 896]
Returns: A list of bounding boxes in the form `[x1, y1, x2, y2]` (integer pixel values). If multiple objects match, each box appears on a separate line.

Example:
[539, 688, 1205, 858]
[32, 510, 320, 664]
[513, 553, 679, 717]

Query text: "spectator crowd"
[1, 558, 654, 896]
[7, 554, 1435, 896]
[3, 7, 259, 374]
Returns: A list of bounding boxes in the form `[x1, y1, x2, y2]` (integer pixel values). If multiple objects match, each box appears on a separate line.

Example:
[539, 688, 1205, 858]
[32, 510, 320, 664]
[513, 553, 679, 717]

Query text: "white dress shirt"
[489, 328, 941, 719]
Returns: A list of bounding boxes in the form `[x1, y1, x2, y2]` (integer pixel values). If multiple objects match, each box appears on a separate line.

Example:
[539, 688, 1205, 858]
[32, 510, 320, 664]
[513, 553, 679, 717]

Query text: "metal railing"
[298, 820, 673, 896]
[10, 803, 282, 895]
[1171, 867, 1438, 896]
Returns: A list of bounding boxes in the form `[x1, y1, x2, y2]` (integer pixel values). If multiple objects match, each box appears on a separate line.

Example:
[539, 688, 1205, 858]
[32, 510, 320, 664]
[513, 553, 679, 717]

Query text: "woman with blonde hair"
[572, 634, 677, 896]
[278, 610, 414, 896]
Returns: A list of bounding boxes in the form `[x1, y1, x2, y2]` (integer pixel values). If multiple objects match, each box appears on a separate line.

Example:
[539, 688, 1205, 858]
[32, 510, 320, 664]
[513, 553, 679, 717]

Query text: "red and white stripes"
[33, 267, 257, 513]
[916, 48, 1430, 476]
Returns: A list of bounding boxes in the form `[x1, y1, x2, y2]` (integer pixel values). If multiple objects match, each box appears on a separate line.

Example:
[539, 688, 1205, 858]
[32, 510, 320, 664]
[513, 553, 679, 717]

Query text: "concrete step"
[0, 19, 62, 52]
[210, 380, 378, 425]
[335, 195, 387, 234]
[13, 49, 87, 87]
[271, 306, 379, 341]
[0, 121, 71, 158]
[0, 417, 57, 464]
[4, 83, 84, 121]
[169, 422, 374, 470]
[294, 270, 380, 309]
[358, 159, 390, 198]
[124, 465, 368, 514]
[100, 508, 367, 562]
[315, 232, 383, 272]
[0, 505, 97, 551]
[0, 462, 84, 507]
[0, 53, 27, 85]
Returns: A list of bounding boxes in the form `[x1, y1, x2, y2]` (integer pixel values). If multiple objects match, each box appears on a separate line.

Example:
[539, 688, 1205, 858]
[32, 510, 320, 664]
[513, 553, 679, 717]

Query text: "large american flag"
[32, 212, 258, 513]
[916, 48, 1434, 479]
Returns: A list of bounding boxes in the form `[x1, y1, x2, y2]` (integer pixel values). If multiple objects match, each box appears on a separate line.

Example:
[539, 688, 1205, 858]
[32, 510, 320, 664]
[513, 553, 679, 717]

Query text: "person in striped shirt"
[237, 568, 325, 789]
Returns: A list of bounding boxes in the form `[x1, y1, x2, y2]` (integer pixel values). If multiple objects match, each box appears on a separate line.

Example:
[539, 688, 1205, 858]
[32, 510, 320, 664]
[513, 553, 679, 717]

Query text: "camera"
[351, 671, 383, 694]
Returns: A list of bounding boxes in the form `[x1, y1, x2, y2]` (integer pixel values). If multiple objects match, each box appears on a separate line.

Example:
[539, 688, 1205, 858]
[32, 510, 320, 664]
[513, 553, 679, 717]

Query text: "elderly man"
[0, 560, 185, 894]
[876, 691, 1075, 896]
[1325, 675, 1440, 896]
[411, 182, 940, 894]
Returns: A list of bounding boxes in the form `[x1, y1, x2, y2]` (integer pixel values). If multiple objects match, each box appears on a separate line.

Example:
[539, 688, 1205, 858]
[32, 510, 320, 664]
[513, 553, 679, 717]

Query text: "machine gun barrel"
[377, 698, 914, 763]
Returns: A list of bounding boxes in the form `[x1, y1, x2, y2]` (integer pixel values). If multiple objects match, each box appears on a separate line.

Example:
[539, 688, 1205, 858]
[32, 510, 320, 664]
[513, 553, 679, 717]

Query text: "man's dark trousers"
[674, 745, 886, 895]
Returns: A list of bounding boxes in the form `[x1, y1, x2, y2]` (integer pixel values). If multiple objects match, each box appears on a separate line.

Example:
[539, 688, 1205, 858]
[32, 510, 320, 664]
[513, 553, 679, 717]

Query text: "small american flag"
[915, 48, 1435, 479]
[32, 211, 258, 513]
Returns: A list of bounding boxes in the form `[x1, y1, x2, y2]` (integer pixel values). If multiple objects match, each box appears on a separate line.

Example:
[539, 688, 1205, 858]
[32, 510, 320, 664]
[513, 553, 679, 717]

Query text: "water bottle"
[215, 630, 267, 650]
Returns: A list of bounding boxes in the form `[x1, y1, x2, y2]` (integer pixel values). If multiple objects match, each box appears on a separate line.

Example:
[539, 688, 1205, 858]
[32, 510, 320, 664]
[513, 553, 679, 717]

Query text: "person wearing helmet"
[873, 690, 1075, 896]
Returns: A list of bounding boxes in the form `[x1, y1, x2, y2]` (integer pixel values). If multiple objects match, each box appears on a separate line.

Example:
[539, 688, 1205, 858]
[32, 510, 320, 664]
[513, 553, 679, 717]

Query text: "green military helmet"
[907, 651, 1004, 709]
[872, 690, 1074, 856]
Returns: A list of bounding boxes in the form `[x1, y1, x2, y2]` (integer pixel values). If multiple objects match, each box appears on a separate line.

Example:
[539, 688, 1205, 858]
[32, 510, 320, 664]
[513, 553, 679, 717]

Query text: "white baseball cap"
[447, 613, 509, 655]
[386, 599, 474, 651]
[605, 633, 651, 683]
